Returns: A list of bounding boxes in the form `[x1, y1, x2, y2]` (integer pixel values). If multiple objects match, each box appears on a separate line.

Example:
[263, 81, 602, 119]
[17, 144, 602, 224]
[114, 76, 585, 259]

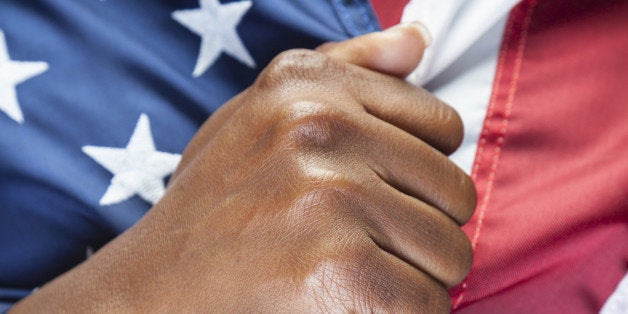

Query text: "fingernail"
[386, 21, 432, 47]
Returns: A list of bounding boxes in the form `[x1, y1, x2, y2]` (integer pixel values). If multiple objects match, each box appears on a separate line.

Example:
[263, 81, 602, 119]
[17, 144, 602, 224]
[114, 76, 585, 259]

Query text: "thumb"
[316, 22, 432, 78]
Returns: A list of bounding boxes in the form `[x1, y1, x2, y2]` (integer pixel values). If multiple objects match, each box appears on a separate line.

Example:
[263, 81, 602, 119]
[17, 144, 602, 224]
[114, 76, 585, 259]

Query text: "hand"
[12, 23, 475, 313]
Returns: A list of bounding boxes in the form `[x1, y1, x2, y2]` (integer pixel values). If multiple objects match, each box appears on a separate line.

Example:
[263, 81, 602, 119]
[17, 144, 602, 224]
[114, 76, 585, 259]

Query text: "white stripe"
[601, 273, 628, 314]
[401, 0, 518, 173]
[402, 0, 520, 85]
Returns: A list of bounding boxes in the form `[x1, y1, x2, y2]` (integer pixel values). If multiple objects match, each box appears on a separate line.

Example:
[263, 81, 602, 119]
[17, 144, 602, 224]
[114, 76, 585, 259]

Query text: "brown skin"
[12, 24, 475, 313]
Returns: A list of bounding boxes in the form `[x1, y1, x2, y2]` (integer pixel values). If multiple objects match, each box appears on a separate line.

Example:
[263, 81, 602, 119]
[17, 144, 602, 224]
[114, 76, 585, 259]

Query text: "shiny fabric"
[451, 0, 628, 312]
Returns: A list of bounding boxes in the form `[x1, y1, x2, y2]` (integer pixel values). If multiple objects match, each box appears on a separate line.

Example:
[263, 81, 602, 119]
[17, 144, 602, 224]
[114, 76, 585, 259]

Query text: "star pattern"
[0, 30, 48, 123]
[172, 0, 255, 77]
[82, 114, 182, 206]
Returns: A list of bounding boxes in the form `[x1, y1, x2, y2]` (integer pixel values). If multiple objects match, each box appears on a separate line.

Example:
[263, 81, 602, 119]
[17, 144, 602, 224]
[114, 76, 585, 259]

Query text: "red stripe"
[451, 0, 628, 312]
[451, 0, 538, 308]
[369, 0, 410, 29]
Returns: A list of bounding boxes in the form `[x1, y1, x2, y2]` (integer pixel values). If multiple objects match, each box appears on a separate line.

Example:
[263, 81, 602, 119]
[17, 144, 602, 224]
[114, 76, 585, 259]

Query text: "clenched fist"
[13, 23, 476, 313]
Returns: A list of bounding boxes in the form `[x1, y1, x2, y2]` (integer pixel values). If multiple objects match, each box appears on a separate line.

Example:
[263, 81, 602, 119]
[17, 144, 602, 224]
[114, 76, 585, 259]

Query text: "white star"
[0, 30, 48, 123]
[82, 114, 182, 206]
[172, 0, 256, 77]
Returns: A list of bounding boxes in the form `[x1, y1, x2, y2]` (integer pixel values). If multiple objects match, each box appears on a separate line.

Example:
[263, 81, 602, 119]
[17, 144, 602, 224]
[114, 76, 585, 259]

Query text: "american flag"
[1, 0, 627, 312]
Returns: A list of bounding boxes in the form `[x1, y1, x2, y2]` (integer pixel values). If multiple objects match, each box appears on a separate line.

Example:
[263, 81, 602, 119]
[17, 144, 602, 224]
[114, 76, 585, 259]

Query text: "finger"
[373, 246, 451, 312]
[255, 51, 463, 155]
[343, 66, 464, 155]
[316, 22, 432, 78]
[357, 110, 476, 224]
[315, 24, 462, 154]
[272, 100, 474, 223]
[315, 237, 450, 312]
[360, 179, 473, 287]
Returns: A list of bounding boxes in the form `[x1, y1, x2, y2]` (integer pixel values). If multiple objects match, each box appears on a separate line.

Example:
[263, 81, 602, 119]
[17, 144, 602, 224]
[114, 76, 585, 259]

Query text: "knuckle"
[311, 237, 452, 313]
[413, 91, 465, 155]
[461, 174, 478, 223]
[437, 103, 464, 154]
[446, 228, 474, 286]
[370, 256, 451, 312]
[422, 95, 464, 154]
[443, 165, 477, 225]
[369, 253, 451, 312]
[288, 172, 366, 221]
[410, 207, 473, 288]
[448, 107, 464, 153]
[277, 102, 354, 151]
[255, 49, 334, 91]
[303, 241, 384, 312]
[459, 173, 478, 223]
[418, 285, 451, 313]
[306, 176, 364, 205]
[292, 186, 346, 213]
[447, 108, 465, 151]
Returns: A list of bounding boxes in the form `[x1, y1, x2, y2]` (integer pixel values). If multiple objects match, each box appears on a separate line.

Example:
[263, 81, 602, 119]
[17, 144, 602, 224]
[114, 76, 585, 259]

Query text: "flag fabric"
[1, 0, 627, 312]
[0, 0, 381, 309]
[443, 0, 628, 313]
[369, 0, 409, 29]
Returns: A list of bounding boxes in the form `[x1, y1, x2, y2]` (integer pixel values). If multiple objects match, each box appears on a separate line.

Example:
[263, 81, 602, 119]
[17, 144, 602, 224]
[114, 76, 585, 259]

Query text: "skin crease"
[11, 23, 476, 313]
